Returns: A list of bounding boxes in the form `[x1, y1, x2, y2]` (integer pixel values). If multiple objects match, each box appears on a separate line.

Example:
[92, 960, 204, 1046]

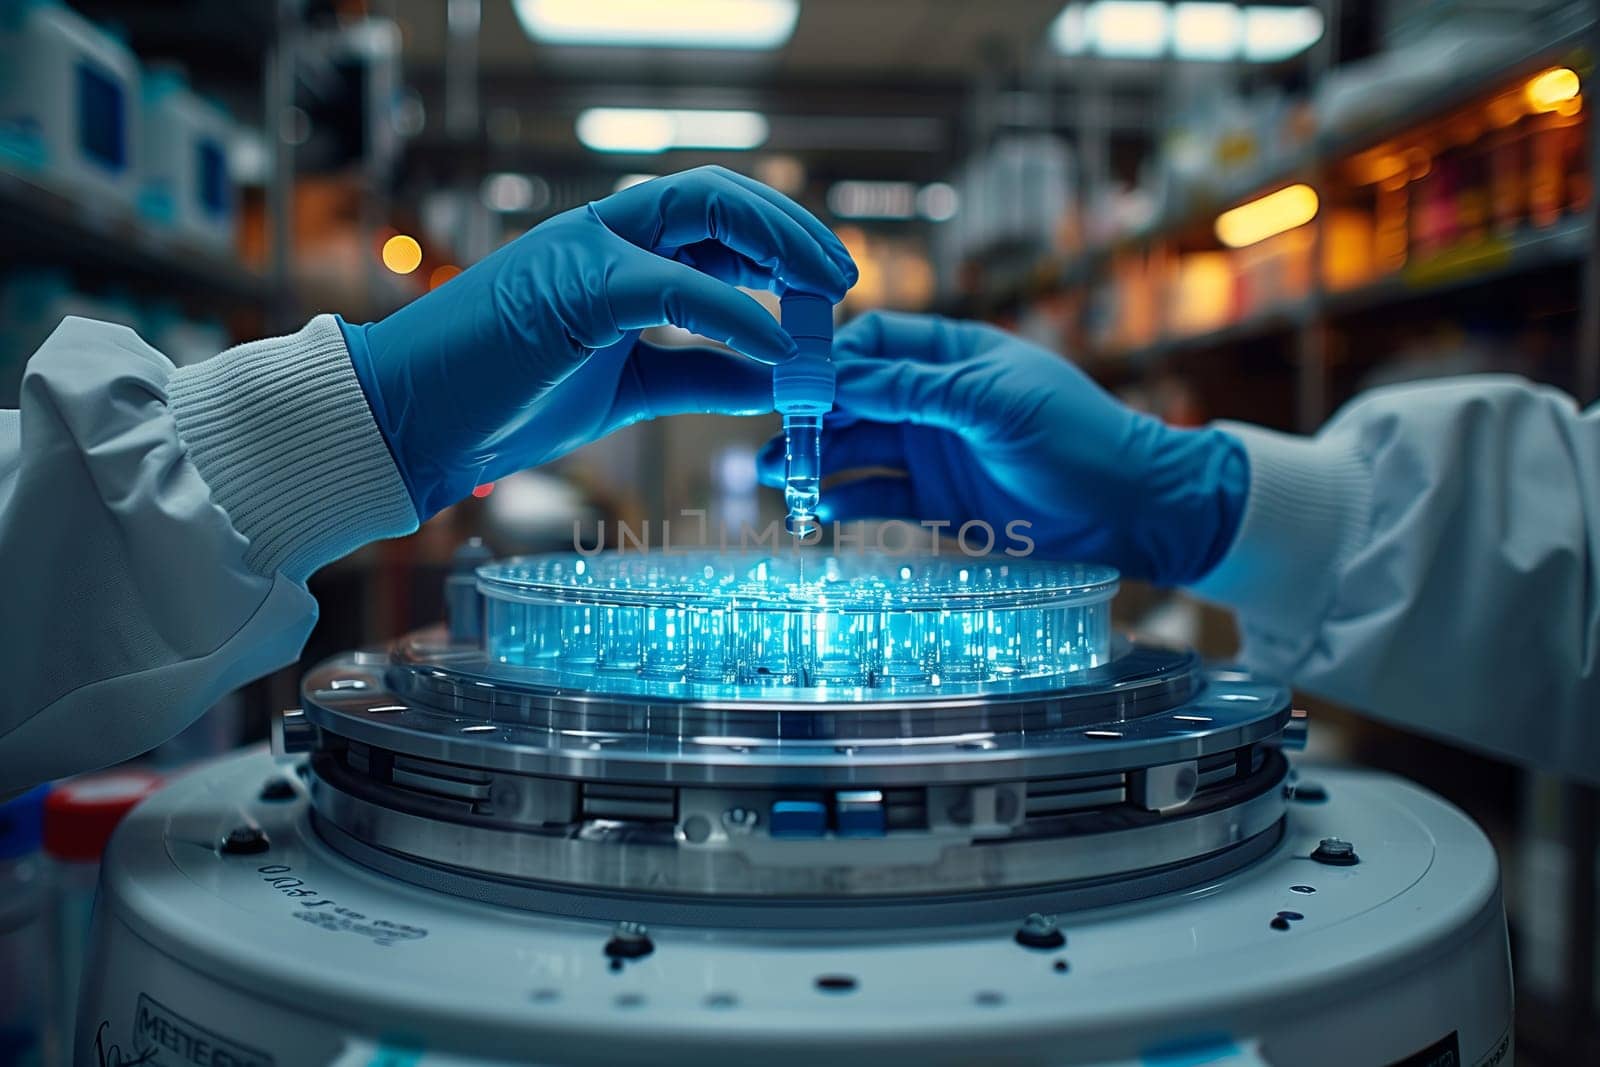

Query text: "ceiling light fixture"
[1241, 5, 1323, 62]
[1089, 1, 1170, 59]
[514, 0, 798, 50]
[576, 108, 769, 154]
[1049, 3, 1090, 55]
[1049, 2, 1322, 61]
[1172, 2, 1241, 60]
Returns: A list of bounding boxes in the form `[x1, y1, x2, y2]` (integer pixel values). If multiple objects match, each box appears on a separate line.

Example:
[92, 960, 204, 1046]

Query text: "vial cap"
[44, 771, 164, 862]
[773, 353, 835, 413]
[780, 291, 834, 341]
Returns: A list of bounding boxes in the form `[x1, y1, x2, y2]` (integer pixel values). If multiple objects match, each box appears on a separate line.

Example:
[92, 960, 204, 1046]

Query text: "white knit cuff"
[1186, 422, 1373, 642]
[167, 315, 418, 581]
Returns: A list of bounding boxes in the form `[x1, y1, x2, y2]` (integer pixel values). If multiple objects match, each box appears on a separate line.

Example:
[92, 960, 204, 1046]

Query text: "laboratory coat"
[0, 317, 1596, 793]
[0, 316, 416, 793]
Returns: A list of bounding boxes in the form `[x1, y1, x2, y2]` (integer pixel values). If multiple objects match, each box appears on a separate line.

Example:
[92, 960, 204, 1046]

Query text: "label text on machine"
[130, 995, 274, 1067]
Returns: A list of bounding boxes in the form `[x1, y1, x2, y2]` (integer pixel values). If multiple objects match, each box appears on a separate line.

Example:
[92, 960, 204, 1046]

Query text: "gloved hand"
[756, 311, 1248, 584]
[340, 166, 857, 520]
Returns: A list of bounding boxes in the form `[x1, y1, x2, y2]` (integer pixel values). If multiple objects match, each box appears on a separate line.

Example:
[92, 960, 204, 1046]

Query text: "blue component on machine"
[774, 291, 834, 537]
[834, 790, 887, 838]
[769, 800, 829, 838]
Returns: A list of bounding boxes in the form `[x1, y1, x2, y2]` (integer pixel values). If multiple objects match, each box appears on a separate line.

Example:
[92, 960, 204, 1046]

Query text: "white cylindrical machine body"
[78, 750, 1511, 1067]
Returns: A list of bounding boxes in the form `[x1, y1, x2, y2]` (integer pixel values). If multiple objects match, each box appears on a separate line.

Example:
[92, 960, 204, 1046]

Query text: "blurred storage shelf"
[1095, 13, 1597, 267]
[1323, 218, 1592, 316]
[1103, 218, 1591, 368]
[0, 166, 272, 308]
[1115, 301, 1312, 369]
[973, 13, 1599, 327]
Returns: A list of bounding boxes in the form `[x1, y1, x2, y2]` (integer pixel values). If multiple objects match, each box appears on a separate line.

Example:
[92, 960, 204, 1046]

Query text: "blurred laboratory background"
[1, 0, 1599, 1062]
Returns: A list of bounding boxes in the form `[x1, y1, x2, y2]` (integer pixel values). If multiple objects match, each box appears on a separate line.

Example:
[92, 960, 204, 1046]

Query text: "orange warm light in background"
[382, 234, 423, 274]
[1526, 67, 1581, 113]
[1215, 183, 1319, 248]
[429, 264, 463, 289]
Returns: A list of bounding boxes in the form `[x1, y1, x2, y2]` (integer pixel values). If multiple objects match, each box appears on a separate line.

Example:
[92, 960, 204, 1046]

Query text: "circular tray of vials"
[475, 551, 1117, 699]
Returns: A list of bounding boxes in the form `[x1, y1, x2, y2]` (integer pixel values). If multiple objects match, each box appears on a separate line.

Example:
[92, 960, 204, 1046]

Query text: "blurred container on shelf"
[1235, 227, 1314, 320]
[1083, 183, 1158, 250]
[837, 226, 937, 312]
[0, 784, 52, 1067]
[950, 134, 1075, 261]
[137, 64, 238, 252]
[1322, 208, 1379, 291]
[44, 770, 164, 1064]
[1168, 252, 1233, 338]
[0, 0, 140, 208]
[1156, 85, 1313, 224]
[1335, 61, 1589, 276]
[1100, 247, 1167, 354]
[1316, 25, 1536, 138]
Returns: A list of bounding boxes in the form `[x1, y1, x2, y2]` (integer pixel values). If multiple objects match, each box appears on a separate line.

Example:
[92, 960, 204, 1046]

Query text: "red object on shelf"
[43, 771, 165, 862]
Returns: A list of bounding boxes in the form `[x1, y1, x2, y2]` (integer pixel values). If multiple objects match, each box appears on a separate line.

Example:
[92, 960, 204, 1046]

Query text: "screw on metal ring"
[1311, 837, 1358, 866]
[1015, 912, 1066, 950]
[220, 826, 270, 855]
[604, 921, 655, 960]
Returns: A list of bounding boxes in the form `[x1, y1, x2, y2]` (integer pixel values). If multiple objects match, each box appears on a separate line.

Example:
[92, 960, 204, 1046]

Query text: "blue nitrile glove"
[756, 311, 1248, 584]
[339, 166, 857, 520]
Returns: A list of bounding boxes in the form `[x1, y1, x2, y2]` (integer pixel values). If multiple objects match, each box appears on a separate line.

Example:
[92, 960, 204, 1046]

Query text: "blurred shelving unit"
[0, 165, 272, 310]
[976, 10, 1600, 435]
[958, 10, 1600, 1063]
[0, 0, 299, 342]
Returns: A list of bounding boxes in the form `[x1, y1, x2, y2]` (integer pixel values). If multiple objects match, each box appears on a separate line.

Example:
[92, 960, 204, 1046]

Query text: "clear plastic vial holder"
[478, 552, 1117, 699]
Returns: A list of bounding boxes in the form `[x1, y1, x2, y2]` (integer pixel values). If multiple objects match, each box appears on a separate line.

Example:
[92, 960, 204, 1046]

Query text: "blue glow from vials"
[782, 413, 822, 535]
[479, 553, 1119, 700]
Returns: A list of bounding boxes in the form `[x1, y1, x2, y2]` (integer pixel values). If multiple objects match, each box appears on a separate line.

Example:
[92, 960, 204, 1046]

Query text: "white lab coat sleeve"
[1188, 375, 1600, 783]
[0, 315, 417, 794]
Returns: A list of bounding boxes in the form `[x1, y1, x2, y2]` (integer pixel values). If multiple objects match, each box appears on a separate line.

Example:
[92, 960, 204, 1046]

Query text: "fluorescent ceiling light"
[1172, 2, 1241, 60]
[1049, 3, 1089, 55]
[514, 0, 798, 50]
[827, 180, 918, 220]
[1090, 1, 1169, 59]
[1050, 2, 1320, 62]
[1242, 5, 1323, 62]
[576, 108, 769, 153]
